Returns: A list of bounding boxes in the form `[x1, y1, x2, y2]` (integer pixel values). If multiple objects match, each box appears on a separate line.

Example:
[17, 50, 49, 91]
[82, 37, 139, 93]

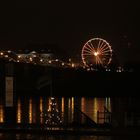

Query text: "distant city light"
[0, 52, 3, 55]
[71, 63, 75, 68]
[18, 55, 21, 58]
[49, 60, 52, 64]
[40, 59, 43, 62]
[0, 50, 131, 73]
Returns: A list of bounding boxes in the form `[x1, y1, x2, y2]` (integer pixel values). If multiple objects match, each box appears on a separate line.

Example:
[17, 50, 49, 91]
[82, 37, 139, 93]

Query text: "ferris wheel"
[81, 38, 112, 68]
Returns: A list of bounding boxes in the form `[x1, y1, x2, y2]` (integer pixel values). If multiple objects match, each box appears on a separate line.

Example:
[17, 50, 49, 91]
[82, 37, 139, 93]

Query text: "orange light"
[0, 105, 4, 123]
[29, 98, 32, 124]
[40, 97, 43, 124]
[17, 99, 21, 123]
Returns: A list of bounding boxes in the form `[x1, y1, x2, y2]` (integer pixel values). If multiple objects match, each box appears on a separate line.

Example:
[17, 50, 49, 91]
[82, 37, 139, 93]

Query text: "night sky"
[0, 1, 139, 64]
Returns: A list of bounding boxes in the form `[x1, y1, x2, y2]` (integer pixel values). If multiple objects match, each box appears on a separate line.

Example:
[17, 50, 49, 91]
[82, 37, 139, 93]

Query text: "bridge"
[0, 60, 139, 97]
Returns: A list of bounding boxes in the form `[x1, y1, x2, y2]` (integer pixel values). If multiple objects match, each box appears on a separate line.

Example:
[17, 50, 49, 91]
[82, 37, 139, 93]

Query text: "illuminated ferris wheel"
[81, 38, 112, 67]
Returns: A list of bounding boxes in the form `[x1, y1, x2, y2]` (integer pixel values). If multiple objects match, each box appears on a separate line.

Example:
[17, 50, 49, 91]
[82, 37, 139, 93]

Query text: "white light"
[18, 55, 21, 58]
[29, 57, 33, 61]
[72, 63, 75, 68]
[40, 59, 43, 62]
[0, 52, 3, 55]
[94, 52, 99, 56]
[5, 55, 8, 58]
[48, 60, 52, 64]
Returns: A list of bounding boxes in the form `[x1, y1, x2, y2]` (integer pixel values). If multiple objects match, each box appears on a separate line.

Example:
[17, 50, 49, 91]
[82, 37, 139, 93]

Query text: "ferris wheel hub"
[94, 52, 99, 56]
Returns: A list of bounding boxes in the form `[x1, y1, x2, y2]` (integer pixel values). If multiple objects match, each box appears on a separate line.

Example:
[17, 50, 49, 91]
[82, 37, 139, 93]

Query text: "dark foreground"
[0, 125, 140, 136]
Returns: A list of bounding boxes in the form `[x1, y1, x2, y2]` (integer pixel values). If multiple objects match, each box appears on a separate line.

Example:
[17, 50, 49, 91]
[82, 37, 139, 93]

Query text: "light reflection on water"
[0, 134, 138, 140]
[0, 104, 4, 123]
[0, 97, 111, 124]
[0, 133, 112, 140]
[0, 97, 139, 140]
[81, 97, 111, 123]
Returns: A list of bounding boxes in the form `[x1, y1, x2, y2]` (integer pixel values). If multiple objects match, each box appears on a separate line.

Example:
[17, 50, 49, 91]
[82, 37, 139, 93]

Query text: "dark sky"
[0, 1, 139, 63]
